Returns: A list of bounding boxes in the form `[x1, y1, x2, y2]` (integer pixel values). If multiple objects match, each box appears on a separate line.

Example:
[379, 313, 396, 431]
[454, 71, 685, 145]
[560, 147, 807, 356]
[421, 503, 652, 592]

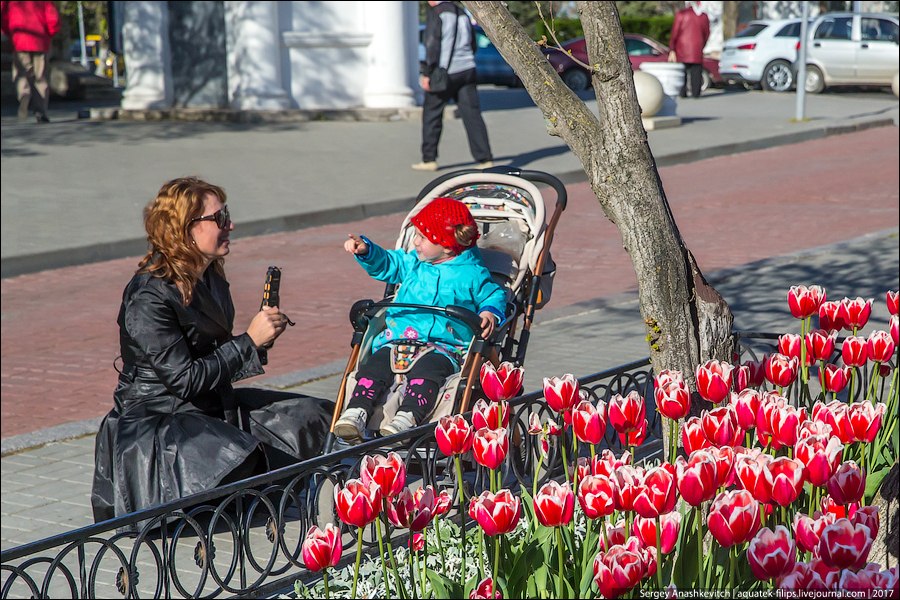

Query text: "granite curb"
[1, 116, 894, 279]
[3, 226, 896, 456]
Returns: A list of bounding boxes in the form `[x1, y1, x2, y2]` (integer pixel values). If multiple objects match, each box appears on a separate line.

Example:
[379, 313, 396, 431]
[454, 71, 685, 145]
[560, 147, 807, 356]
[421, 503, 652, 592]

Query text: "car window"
[775, 22, 802, 37]
[625, 38, 655, 55]
[861, 18, 899, 42]
[736, 23, 768, 37]
[814, 17, 852, 40]
[475, 30, 492, 50]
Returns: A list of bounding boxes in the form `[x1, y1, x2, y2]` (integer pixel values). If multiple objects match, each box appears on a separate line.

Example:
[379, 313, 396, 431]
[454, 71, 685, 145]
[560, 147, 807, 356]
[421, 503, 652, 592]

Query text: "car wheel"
[762, 59, 794, 92]
[701, 69, 712, 92]
[805, 65, 826, 94]
[562, 69, 590, 91]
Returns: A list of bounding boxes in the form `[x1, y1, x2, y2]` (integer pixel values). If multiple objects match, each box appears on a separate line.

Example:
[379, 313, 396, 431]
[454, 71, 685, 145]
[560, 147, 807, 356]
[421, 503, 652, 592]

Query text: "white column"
[362, 1, 417, 108]
[224, 1, 290, 110]
[120, 0, 173, 110]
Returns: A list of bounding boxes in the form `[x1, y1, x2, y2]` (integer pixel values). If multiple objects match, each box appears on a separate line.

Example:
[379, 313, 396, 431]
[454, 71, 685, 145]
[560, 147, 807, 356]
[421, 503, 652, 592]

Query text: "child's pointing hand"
[344, 234, 369, 255]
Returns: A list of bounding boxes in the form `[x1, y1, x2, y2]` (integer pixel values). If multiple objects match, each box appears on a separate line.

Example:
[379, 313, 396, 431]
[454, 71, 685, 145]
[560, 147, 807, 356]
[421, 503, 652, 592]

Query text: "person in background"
[668, 0, 710, 99]
[414, 0, 493, 172]
[1, 0, 60, 122]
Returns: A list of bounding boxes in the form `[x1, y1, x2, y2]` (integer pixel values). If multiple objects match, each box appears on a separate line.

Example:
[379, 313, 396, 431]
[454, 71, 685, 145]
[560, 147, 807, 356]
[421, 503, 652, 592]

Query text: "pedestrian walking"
[668, 1, 710, 98]
[1, 0, 60, 122]
[413, 1, 493, 172]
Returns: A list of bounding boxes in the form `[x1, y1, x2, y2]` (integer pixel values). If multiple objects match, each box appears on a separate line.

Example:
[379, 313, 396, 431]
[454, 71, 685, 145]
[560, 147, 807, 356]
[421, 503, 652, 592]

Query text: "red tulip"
[743, 359, 767, 388]
[601, 519, 628, 551]
[701, 405, 743, 448]
[839, 568, 878, 593]
[472, 399, 510, 431]
[793, 511, 836, 555]
[780, 562, 828, 590]
[867, 330, 895, 363]
[542, 374, 579, 413]
[695, 359, 735, 404]
[607, 391, 646, 434]
[469, 576, 501, 599]
[361, 452, 406, 499]
[821, 364, 851, 394]
[770, 404, 807, 448]
[480, 361, 523, 402]
[435, 414, 474, 456]
[809, 556, 842, 588]
[869, 566, 898, 591]
[764, 456, 807, 507]
[748, 525, 797, 581]
[388, 486, 437, 531]
[633, 512, 681, 554]
[839, 297, 873, 330]
[888, 291, 899, 316]
[765, 353, 799, 388]
[779, 333, 814, 367]
[789, 285, 826, 319]
[592, 448, 632, 478]
[820, 493, 860, 521]
[527, 412, 543, 434]
[891, 314, 898, 345]
[733, 366, 750, 393]
[431, 487, 452, 517]
[632, 465, 676, 518]
[571, 399, 607, 445]
[730, 389, 761, 431]
[593, 546, 644, 599]
[334, 478, 382, 528]
[813, 400, 852, 444]
[682, 416, 712, 454]
[578, 475, 615, 519]
[533, 480, 574, 527]
[794, 434, 843, 487]
[301, 523, 342, 572]
[468, 489, 521, 536]
[806, 329, 838, 362]
[637, 543, 657, 579]
[655, 380, 690, 421]
[675, 450, 718, 506]
[852, 506, 880, 540]
[654, 369, 684, 389]
[797, 419, 832, 441]
[841, 336, 869, 367]
[819, 300, 848, 332]
[706, 445, 737, 489]
[847, 401, 885, 443]
[755, 392, 780, 447]
[818, 518, 873, 570]
[617, 418, 648, 447]
[473, 427, 509, 471]
[826, 461, 865, 505]
[708, 489, 761, 547]
[735, 451, 772, 504]
[612, 465, 644, 513]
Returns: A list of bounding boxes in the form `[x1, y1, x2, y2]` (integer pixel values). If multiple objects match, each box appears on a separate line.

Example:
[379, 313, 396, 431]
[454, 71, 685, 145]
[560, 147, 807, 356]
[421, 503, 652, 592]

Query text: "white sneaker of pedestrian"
[411, 161, 438, 171]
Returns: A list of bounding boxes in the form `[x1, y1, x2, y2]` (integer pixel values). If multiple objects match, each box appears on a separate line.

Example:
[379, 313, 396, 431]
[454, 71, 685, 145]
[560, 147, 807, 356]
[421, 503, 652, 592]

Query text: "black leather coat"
[91, 270, 331, 524]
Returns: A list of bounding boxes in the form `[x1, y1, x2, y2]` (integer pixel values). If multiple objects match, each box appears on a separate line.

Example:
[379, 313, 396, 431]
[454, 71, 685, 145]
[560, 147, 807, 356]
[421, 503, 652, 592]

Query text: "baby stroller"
[324, 166, 567, 451]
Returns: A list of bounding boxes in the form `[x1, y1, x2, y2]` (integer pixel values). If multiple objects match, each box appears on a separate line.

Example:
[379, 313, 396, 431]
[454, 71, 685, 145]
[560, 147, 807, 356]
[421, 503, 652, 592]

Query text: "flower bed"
[295, 288, 899, 598]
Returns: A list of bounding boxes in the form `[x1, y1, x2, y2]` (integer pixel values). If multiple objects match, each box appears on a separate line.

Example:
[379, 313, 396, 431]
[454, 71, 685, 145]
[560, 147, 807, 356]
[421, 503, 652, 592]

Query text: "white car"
[719, 18, 808, 92]
[804, 12, 899, 93]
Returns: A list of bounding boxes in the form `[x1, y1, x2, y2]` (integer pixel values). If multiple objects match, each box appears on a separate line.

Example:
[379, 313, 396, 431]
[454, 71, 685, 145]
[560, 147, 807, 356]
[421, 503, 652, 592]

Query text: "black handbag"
[428, 5, 459, 93]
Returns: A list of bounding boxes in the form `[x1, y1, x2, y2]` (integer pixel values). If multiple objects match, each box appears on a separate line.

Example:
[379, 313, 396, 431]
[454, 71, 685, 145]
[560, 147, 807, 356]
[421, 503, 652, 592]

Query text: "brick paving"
[1, 126, 898, 438]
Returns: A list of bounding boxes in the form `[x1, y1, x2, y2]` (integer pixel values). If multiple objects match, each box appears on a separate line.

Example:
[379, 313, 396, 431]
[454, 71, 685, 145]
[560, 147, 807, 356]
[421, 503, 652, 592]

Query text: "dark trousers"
[681, 63, 703, 98]
[422, 68, 492, 163]
[347, 347, 455, 424]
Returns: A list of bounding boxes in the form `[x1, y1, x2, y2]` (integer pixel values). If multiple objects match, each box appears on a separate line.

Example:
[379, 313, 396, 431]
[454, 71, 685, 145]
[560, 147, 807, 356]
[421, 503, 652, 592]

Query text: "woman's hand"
[479, 311, 496, 339]
[247, 306, 287, 349]
[420, 76, 431, 92]
[667, 51, 677, 63]
[344, 234, 369, 255]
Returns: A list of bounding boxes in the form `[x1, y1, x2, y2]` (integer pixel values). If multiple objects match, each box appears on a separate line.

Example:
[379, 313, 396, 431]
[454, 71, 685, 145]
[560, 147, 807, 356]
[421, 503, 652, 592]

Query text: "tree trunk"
[721, 0, 740, 43]
[464, 1, 734, 447]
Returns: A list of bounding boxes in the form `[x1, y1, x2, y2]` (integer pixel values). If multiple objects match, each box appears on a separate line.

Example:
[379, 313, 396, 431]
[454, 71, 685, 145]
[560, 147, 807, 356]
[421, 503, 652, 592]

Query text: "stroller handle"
[415, 167, 568, 211]
[363, 301, 484, 339]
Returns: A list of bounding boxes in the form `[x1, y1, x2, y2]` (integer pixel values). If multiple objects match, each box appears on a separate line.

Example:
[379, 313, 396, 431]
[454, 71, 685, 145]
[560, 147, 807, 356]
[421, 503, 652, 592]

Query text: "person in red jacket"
[1, 1, 60, 122]
[667, 1, 710, 99]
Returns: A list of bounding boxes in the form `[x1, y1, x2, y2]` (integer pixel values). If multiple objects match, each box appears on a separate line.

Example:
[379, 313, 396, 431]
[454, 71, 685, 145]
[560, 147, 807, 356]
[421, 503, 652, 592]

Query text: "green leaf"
[425, 568, 460, 600]
[866, 465, 892, 500]
[673, 508, 699, 589]
[464, 574, 480, 598]
[579, 555, 596, 598]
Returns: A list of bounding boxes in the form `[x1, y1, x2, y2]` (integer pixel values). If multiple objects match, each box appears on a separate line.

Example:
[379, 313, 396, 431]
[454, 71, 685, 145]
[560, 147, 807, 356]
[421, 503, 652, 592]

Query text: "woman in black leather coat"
[91, 177, 332, 523]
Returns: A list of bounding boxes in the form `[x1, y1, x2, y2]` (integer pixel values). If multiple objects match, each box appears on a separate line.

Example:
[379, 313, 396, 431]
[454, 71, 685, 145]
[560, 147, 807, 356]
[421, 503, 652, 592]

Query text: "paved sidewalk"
[3, 228, 897, 553]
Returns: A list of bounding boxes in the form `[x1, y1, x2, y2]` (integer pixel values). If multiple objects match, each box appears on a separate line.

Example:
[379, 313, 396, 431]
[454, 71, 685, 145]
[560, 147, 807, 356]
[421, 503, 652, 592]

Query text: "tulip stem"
[382, 498, 407, 599]
[434, 518, 446, 570]
[601, 514, 610, 552]
[655, 515, 663, 590]
[408, 537, 417, 599]
[477, 528, 486, 581]
[866, 362, 880, 404]
[556, 527, 565, 600]
[696, 506, 704, 590]
[455, 455, 467, 588]
[420, 529, 428, 593]
[351, 526, 363, 600]
[323, 570, 330, 600]
[374, 510, 394, 598]
[494, 533, 501, 582]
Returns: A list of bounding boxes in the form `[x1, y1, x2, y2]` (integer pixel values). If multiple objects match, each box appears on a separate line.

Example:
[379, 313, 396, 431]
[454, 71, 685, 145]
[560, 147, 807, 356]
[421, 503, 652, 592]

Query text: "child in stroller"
[334, 197, 506, 443]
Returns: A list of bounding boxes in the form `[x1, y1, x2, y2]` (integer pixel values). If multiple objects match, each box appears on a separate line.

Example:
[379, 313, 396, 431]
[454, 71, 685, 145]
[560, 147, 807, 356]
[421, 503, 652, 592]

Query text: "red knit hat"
[410, 197, 479, 254]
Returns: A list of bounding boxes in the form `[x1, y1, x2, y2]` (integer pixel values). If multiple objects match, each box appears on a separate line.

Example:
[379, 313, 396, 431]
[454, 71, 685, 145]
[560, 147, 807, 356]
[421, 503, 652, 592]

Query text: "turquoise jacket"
[356, 238, 506, 363]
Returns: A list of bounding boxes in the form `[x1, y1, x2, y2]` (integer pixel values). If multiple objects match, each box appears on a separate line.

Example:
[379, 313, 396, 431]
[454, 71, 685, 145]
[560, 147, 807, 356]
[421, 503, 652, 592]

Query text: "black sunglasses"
[190, 206, 230, 229]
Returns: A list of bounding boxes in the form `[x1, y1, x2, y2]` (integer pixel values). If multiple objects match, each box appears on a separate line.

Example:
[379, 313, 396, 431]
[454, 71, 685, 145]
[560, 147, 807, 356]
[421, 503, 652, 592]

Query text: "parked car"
[719, 18, 809, 92]
[418, 24, 519, 87]
[544, 34, 722, 92]
[803, 12, 899, 93]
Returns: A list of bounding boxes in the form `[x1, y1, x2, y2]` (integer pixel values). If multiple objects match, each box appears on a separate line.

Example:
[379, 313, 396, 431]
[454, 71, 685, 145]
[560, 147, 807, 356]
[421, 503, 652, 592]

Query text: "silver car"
[804, 12, 899, 93]
[719, 18, 808, 92]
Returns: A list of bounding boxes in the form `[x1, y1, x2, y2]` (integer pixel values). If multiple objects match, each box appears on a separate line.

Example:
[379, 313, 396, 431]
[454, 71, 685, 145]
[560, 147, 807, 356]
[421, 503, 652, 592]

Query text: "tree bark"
[464, 1, 734, 449]
[721, 0, 740, 43]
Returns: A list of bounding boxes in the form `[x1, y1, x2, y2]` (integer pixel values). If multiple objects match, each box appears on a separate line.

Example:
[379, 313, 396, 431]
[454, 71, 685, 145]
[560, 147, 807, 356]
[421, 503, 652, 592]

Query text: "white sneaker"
[411, 161, 438, 171]
[477, 161, 494, 169]
[380, 411, 417, 437]
[334, 407, 368, 444]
